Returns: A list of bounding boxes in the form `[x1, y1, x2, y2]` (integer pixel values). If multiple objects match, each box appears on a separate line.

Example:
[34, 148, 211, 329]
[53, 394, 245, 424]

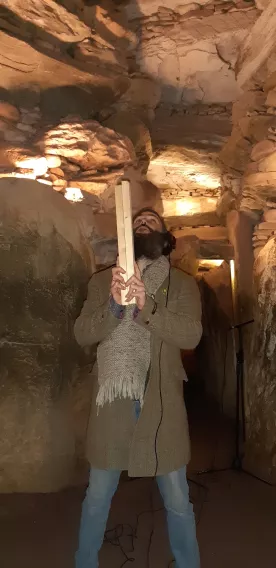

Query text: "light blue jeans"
[76, 402, 200, 568]
[75, 466, 200, 568]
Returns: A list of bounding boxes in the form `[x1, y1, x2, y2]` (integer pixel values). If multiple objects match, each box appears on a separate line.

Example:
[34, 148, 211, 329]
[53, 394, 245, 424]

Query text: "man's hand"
[111, 266, 126, 305]
[125, 263, 146, 310]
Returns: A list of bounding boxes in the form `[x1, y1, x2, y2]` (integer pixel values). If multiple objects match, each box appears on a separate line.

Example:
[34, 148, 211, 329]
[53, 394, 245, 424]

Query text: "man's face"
[133, 210, 165, 260]
[133, 211, 163, 235]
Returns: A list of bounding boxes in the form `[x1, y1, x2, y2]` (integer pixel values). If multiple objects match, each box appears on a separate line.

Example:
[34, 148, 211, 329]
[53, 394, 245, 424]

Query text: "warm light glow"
[175, 200, 195, 216]
[229, 259, 237, 323]
[36, 179, 52, 186]
[162, 196, 217, 218]
[191, 173, 220, 190]
[14, 157, 48, 178]
[148, 158, 220, 190]
[230, 259, 235, 288]
[64, 187, 84, 202]
[199, 259, 224, 268]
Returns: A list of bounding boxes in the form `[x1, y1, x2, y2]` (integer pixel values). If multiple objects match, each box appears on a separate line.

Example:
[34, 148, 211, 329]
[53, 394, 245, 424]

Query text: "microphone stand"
[197, 319, 270, 481]
[230, 319, 254, 471]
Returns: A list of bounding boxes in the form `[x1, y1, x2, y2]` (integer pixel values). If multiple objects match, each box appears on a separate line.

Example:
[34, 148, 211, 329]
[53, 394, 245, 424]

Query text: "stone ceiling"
[123, 0, 259, 209]
[0, 0, 266, 267]
[126, 0, 258, 107]
[147, 107, 231, 216]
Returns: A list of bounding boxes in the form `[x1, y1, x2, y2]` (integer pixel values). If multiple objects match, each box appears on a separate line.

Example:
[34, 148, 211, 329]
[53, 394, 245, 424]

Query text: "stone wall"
[0, 0, 135, 116]
[244, 238, 276, 483]
[218, 0, 276, 483]
[0, 178, 94, 492]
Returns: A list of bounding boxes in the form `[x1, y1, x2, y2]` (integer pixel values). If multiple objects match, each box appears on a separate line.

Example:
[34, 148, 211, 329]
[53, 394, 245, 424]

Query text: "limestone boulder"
[0, 101, 20, 123]
[258, 152, 276, 172]
[238, 116, 274, 144]
[220, 126, 251, 172]
[118, 76, 161, 118]
[263, 208, 276, 222]
[237, 0, 276, 89]
[251, 139, 276, 162]
[245, 162, 259, 175]
[38, 118, 136, 170]
[0, 0, 132, 118]
[217, 190, 236, 219]
[264, 72, 276, 92]
[103, 111, 152, 171]
[0, 178, 95, 492]
[244, 237, 276, 484]
[129, 1, 258, 107]
[0, 119, 28, 144]
[2, 0, 91, 43]
[84, 3, 136, 51]
[243, 172, 276, 190]
[255, 0, 270, 10]
[265, 89, 276, 108]
[232, 91, 267, 124]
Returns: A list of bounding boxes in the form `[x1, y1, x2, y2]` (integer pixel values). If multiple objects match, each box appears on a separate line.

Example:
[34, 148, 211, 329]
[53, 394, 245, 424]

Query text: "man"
[74, 207, 202, 568]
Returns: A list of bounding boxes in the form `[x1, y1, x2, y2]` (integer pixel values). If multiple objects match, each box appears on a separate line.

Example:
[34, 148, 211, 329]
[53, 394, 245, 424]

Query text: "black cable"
[104, 475, 207, 568]
[105, 265, 208, 567]
[145, 265, 171, 568]
[144, 266, 209, 564]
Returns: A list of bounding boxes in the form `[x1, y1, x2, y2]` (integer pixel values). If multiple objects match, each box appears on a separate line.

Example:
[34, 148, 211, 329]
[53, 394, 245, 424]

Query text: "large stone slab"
[0, 27, 129, 117]
[237, 0, 276, 89]
[244, 237, 276, 484]
[0, 178, 94, 492]
[2, 0, 91, 43]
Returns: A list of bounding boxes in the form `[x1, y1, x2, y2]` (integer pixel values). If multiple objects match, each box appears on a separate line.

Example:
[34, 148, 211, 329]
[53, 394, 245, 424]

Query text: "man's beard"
[134, 230, 165, 260]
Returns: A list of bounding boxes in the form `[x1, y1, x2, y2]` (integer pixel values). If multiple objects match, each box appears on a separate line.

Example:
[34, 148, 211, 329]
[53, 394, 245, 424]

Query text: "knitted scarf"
[96, 255, 170, 408]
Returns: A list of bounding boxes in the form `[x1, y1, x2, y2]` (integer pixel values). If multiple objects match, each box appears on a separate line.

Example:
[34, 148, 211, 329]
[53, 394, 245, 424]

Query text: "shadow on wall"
[125, 0, 242, 109]
[0, 1, 230, 142]
[0, 84, 123, 121]
[0, 179, 95, 493]
[0, 0, 224, 123]
[0, 3, 131, 73]
[196, 265, 236, 419]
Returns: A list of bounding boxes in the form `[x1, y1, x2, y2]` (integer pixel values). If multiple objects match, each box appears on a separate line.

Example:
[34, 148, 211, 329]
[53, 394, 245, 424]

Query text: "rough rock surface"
[103, 111, 152, 172]
[0, 1, 132, 118]
[148, 108, 231, 209]
[38, 118, 135, 171]
[197, 263, 236, 417]
[2, 0, 92, 43]
[0, 178, 94, 492]
[219, 3, 276, 225]
[217, 7, 276, 484]
[126, 0, 258, 107]
[0, 111, 136, 205]
[237, 0, 276, 89]
[244, 237, 276, 484]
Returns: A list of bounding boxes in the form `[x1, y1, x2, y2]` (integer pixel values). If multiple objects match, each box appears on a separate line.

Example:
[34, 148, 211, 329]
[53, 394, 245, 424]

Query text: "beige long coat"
[74, 266, 202, 477]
